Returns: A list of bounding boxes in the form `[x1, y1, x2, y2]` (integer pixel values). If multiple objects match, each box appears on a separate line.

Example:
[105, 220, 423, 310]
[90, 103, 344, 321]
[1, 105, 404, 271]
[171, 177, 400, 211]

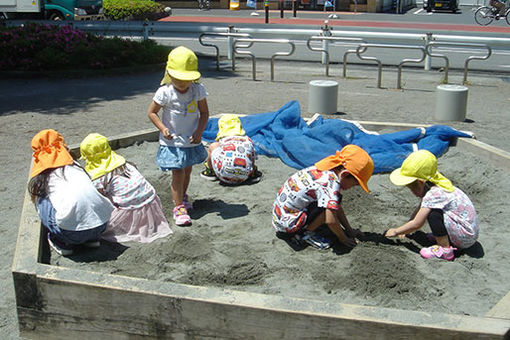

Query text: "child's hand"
[340, 236, 358, 248]
[347, 228, 364, 239]
[189, 131, 202, 144]
[162, 128, 172, 140]
[385, 228, 404, 239]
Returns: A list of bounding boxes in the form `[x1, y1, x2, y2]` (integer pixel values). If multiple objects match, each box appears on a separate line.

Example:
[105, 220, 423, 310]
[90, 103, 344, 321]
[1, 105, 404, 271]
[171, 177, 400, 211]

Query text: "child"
[28, 129, 114, 256]
[200, 114, 262, 185]
[272, 145, 374, 249]
[385, 149, 479, 261]
[147, 46, 209, 226]
[80, 133, 173, 243]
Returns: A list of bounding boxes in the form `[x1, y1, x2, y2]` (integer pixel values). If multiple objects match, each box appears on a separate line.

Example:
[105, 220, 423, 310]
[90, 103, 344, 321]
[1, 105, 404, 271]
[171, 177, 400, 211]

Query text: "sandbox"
[12, 122, 510, 339]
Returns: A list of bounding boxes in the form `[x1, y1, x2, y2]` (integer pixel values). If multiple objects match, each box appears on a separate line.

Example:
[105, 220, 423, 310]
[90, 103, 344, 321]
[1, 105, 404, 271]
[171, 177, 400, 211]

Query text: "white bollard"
[435, 84, 468, 121]
[308, 80, 339, 115]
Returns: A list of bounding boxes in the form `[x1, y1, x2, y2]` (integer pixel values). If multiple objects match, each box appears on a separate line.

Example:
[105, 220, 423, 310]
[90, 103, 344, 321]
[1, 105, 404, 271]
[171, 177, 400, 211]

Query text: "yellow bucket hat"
[215, 114, 246, 141]
[390, 149, 454, 192]
[160, 46, 201, 85]
[80, 133, 126, 180]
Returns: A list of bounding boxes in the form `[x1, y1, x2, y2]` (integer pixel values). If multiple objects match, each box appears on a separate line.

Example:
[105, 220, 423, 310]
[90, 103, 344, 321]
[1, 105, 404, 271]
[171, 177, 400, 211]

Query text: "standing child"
[272, 145, 374, 249]
[80, 133, 173, 243]
[147, 46, 209, 226]
[385, 150, 479, 261]
[28, 129, 114, 256]
[200, 114, 262, 185]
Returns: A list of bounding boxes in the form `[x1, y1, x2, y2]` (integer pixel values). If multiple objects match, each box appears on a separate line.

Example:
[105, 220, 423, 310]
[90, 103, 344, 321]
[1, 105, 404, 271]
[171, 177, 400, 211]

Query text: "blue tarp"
[203, 101, 471, 173]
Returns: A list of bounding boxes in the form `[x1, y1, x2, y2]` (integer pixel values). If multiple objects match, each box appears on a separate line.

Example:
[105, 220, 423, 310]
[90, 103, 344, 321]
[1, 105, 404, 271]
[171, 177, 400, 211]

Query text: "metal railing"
[232, 38, 296, 81]
[306, 36, 366, 77]
[425, 42, 492, 84]
[199, 32, 252, 71]
[355, 44, 427, 89]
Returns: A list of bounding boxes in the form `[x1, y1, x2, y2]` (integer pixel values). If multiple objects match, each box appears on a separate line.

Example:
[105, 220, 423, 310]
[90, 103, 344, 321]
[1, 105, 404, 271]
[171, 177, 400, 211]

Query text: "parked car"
[423, 0, 459, 13]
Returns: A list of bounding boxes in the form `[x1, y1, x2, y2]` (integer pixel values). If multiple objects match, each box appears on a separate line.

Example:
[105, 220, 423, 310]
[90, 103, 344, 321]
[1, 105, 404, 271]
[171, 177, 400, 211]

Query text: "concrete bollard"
[435, 84, 468, 121]
[308, 80, 339, 115]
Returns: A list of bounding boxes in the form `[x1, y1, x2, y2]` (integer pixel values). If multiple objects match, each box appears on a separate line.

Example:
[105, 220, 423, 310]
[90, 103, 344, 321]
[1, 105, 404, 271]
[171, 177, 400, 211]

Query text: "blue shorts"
[36, 196, 107, 246]
[155, 144, 208, 171]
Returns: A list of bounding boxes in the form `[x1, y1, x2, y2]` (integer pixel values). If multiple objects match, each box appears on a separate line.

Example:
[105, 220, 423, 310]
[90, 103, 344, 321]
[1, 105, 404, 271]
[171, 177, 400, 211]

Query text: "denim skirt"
[156, 144, 208, 171]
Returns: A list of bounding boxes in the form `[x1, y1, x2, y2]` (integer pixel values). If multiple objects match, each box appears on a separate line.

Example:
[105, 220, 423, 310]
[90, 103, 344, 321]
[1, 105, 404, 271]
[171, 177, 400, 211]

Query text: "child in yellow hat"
[147, 46, 209, 226]
[28, 129, 114, 256]
[385, 150, 479, 261]
[272, 145, 374, 250]
[200, 114, 262, 185]
[80, 133, 173, 243]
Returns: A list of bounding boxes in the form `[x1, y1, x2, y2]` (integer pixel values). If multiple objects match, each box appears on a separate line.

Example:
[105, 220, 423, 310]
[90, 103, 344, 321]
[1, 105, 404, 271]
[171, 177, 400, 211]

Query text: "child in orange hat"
[80, 133, 173, 244]
[272, 144, 374, 250]
[385, 150, 479, 261]
[147, 46, 209, 227]
[28, 129, 114, 256]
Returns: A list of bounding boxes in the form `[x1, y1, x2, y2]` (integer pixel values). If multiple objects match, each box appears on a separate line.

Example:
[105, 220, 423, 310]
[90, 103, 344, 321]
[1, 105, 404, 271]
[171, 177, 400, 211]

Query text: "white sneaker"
[47, 234, 74, 256]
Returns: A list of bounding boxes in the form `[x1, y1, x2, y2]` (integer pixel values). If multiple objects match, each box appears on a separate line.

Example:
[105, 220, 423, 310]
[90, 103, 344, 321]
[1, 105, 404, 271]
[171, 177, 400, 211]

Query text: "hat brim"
[351, 173, 370, 193]
[167, 69, 201, 81]
[390, 167, 418, 186]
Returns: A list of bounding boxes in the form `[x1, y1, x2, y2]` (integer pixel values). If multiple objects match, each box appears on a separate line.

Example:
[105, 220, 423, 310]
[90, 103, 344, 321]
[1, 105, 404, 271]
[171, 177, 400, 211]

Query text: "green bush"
[0, 23, 170, 71]
[103, 0, 166, 21]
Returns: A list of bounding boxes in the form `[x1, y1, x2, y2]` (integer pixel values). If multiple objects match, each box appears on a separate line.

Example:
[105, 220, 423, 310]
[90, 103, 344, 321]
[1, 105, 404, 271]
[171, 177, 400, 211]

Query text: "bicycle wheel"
[474, 6, 494, 26]
[505, 8, 510, 25]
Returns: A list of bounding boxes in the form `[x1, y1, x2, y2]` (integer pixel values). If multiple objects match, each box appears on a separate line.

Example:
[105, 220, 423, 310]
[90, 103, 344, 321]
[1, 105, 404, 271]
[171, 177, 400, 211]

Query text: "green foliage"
[0, 23, 170, 71]
[103, 0, 165, 21]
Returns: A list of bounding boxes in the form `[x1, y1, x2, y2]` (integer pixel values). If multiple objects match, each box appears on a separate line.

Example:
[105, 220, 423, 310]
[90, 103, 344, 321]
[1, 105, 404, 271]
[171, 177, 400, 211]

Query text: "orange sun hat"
[315, 145, 374, 193]
[30, 129, 74, 178]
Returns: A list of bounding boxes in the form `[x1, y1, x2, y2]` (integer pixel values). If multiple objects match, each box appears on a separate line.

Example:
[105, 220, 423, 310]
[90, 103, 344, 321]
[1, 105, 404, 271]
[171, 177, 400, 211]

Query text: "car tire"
[426, 6, 432, 12]
[48, 11, 64, 20]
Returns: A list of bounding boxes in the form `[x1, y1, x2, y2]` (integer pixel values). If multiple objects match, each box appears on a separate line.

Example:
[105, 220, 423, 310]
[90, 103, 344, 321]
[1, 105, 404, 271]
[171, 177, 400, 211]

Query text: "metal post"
[227, 25, 234, 60]
[142, 21, 149, 41]
[293, 0, 297, 17]
[321, 20, 331, 65]
[424, 32, 432, 71]
[265, 0, 269, 23]
[280, 0, 284, 18]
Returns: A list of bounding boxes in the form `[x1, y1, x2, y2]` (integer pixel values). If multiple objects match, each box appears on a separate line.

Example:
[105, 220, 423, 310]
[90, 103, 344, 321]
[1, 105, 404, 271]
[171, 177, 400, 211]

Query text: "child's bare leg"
[207, 142, 220, 168]
[183, 166, 192, 196]
[306, 211, 325, 232]
[171, 169, 185, 206]
[436, 235, 451, 248]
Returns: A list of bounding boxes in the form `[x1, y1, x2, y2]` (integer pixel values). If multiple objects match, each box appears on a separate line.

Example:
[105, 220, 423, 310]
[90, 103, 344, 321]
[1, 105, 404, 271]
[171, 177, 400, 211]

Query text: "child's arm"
[325, 208, 357, 248]
[190, 98, 209, 144]
[336, 205, 364, 238]
[147, 101, 171, 139]
[385, 207, 431, 238]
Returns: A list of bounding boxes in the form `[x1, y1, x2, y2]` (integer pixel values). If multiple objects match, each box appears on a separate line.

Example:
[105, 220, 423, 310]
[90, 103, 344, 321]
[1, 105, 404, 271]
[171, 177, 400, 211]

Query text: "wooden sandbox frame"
[12, 122, 510, 339]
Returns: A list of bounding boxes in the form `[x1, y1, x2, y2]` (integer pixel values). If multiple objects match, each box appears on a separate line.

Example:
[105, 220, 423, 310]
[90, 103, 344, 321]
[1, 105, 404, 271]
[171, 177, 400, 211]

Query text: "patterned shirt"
[421, 186, 479, 248]
[272, 166, 341, 233]
[211, 136, 255, 184]
[93, 163, 156, 210]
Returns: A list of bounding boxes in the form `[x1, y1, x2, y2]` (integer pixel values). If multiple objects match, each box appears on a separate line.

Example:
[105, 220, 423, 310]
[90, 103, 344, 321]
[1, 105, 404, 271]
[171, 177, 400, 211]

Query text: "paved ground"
[1, 46, 510, 338]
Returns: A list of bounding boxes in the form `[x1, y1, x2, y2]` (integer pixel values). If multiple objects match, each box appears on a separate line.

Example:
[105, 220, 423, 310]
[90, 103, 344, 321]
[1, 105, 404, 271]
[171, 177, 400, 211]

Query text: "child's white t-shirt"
[47, 164, 114, 231]
[153, 82, 208, 148]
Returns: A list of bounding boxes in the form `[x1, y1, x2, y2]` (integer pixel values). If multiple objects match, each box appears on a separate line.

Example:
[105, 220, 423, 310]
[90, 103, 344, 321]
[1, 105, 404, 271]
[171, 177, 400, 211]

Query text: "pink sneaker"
[173, 204, 191, 226]
[183, 194, 193, 210]
[420, 245, 456, 261]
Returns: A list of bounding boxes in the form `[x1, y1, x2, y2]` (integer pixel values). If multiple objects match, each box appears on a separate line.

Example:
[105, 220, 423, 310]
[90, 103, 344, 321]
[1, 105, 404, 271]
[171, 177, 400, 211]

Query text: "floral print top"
[421, 185, 479, 248]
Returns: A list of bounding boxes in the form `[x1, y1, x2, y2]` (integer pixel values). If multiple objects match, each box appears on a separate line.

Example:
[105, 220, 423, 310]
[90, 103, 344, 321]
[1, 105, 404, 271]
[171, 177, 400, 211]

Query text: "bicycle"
[198, 0, 211, 10]
[474, 4, 510, 25]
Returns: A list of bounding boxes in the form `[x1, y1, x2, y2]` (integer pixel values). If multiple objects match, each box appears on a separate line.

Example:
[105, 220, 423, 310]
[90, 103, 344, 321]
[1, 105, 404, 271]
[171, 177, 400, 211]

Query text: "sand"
[2, 60, 510, 338]
[49, 140, 510, 318]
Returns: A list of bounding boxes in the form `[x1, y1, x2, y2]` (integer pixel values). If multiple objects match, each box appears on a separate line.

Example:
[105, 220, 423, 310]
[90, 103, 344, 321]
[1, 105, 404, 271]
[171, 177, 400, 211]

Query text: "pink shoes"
[420, 245, 456, 261]
[173, 204, 191, 226]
